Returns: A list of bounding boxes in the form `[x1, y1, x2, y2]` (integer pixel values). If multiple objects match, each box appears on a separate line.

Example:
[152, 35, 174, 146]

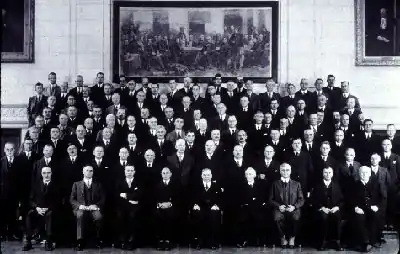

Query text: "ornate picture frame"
[1, 0, 35, 63]
[355, 0, 400, 66]
[112, 1, 279, 83]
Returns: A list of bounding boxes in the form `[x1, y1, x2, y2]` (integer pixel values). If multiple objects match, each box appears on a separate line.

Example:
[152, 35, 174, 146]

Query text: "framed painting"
[355, 0, 400, 65]
[112, 1, 279, 82]
[1, 0, 35, 63]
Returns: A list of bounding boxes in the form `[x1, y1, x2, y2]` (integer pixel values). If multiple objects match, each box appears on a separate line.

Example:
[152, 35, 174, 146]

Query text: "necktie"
[148, 163, 151, 167]
[308, 144, 311, 151]
[86, 180, 91, 188]
[97, 160, 101, 167]
[164, 180, 168, 185]
[105, 141, 109, 146]
[45, 159, 49, 165]
[71, 157, 75, 163]
[205, 183, 210, 191]
[122, 161, 126, 167]
[44, 182, 48, 193]
[127, 180, 131, 188]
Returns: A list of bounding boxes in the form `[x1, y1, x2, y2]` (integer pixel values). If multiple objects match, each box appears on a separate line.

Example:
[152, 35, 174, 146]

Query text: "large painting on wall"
[355, 0, 400, 65]
[1, 0, 35, 63]
[112, 1, 279, 81]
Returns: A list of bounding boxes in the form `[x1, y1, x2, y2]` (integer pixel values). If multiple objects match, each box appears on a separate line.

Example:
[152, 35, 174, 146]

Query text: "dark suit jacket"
[379, 153, 400, 186]
[32, 157, 58, 184]
[191, 180, 223, 210]
[351, 179, 386, 211]
[269, 179, 304, 209]
[239, 180, 267, 208]
[115, 178, 142, 208]
[0, 156, 20, 200]
[27, 95, 48, 125]
[45, 85, 62, 97]
[29, 180, 61, 210]
[371, 166, 392, 191]
[70, 180, 105, 211]
[259, 92, 281, 113]
[167, 153, 195, 187]
[283, 151, 314, 193]
[310, 181, 343, 209]
[154, 179, 180, 207]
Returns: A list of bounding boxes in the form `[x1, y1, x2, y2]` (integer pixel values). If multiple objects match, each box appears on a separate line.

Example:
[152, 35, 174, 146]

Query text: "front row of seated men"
[20, 161, 397, 253]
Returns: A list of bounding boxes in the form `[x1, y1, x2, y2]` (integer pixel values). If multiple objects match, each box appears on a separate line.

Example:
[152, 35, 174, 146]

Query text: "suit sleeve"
[95, 184, 106, 209]
[268, 183, 280, 209]
[69, 183, 80, 210]
[294, 182, 305, 209]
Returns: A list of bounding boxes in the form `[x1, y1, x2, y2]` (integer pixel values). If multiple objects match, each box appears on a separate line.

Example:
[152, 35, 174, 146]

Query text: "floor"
[1, 241, 399, 254]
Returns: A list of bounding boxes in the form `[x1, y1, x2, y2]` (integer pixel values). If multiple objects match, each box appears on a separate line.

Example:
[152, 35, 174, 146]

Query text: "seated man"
[269, 163, 304, 248]
[154, 167, 179, 251]
[310, 166, 344, 251]
[352, 166, 387, 252]
[22, 167, 60, 251]
[236, 167, 267, 248]
[70, 165, 105, 251]
[190, 168, 223, 250]
[115, 165, 141, 250]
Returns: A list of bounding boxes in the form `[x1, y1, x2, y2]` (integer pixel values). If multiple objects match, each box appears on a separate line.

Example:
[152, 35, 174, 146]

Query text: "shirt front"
[281, 178, 290, 183]
[84, 178, 92, 187]
[323, 180, 331, 187]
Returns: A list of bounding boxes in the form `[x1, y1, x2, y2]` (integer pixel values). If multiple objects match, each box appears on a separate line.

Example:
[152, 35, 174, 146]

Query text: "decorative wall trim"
[1, 104, 29, 127]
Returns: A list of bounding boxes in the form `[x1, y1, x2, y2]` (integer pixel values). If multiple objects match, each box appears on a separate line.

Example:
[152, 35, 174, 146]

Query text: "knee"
[273, 210, 284, 222]
[75, 210, 84, 220]
[291, 210, 301, 221]
[92, 211, 103, 221]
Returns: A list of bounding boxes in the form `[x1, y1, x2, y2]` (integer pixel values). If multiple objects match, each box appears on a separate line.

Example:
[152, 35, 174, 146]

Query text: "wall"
[1, 0, 399, 129]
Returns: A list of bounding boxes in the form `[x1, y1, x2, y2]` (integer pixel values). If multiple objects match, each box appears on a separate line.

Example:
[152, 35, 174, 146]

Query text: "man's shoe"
[74, 243, 83, 251]
[334, 241, 344, 251]
[22, 242, 33, 251]
[156, 240, 164, 251]
[96, 240, 103, 249]
[318, 241, 326, 251]
[281, 237, 288, 248]
[361, 244, 372, 253]
[45, 241, 54, 251]
[211, 245, 219, 250]
[164, 240, 171, 251]
[288, 237, 295, 248]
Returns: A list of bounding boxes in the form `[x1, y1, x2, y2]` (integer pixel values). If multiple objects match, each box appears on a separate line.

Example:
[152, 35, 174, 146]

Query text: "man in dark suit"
[355, 119, 382, 164]
[115, 165, 141, 250]
[338, 81, 361, 111]
[0, 142, 20, 240]
[167, 139, 194, 188]
[386, 124, 400, 155]
[352, 166, 387, 252]
[154, 167, 180, 250]
[310, 167, 344, 251]
[255, 145, 280, 188]
[295, 78, 312, 109]
[190, 84, 205, 111]
[22, 167, 60, 251]
[190, 168, 223, 250]
[148, 125, 174, 163]
[70, 165, 105, 251]
[236, 167, 267, 247]
[105, 93, 123, 116]
[381, 139, 400, 186]
[236, 96, 255, 130]
[27, 82, 48, 126]
[269, 163, 304, 248]
[44, 72, 62, 97]
[283, 138, 314, 196]
[260, 79, 281, 113]
[32, 144, 56, 184]
[330, 129, 348, 162]
[90, 72, 105, 104]
[280, 83, 299, 111]
[323, 74, 341, 110]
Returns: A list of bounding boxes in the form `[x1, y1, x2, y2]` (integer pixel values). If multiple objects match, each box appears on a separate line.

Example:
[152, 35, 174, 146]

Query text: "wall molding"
[1, 104, 29, 128]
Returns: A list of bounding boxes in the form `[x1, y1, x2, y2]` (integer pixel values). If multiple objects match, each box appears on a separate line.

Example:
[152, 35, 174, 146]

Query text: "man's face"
[341, 115, 350, 126]
[322, 169, 333, 181]
[102, 128, 111, 139]
[341, 82, 349, 93]
[120, 76, 126, 86]
[371, 155, 380, 166]
[387, 125, 397, 137]
[43, 146, 54, 157]
[240, 97, 249, 107]
[193, 110, 201, 120]
[127, 134, 137, 144]
[287, 107, 296, 118]
[48, 96, 56, 106]
[292, 139, 302, 151]
[151, 84, 158, 94]
[137, 92, 145, 102]
[127, 116, 136, 127]
[83, 167, 94, 179]
[76, 77, 84, 87]
[287, 85, 296, 95]
[42, 168, 52, 182]
[297, 100, 306, 110]
[174, 119, 184, 129]
[35, 117, 44, 127]
[76, 126, 85, 138]
[270, 100, 279, 110]
[161, 168, 172, 180]
[345, 150, 355, 161]
[304, 131, 314, 142]
[67, 145, 78, 156]
[347, 98, 355, 109]
[320, 144, 330, 156]
[318, 96, 327, 106]
[119, 149, 129, 160]
[67, 96, 76, 106]
[165, 108, 174, 118]
[175, 141, 186, 153]
[192, 86, 200, 96]
[182, 98, 191, 108]
[93, 108, 102, 118]
[35, 85, 44, 94]
[201, 170, 212, 182]
[280, 166, 291, 178]
[359, 168, 371, 182]
[264, 147, 275, 159]
[266, 81, 274, 92]
[93, 147, 104, 158]
[141, 109, 150, 119]
[327, 76, 335, 86]
[97, 74, 104, 84]
[4, 144, 15, 157]
[61, 82, 68, 92]
[185, 132, 195, 144]
[68, 107, 77, 118]
[23, 140, 33, 151]
[205, 141, 216, 153]
[315, 80, 323, 90]
[148, 118, 157, 129]
[156, 128, 166, 139]
[228, 117, 237, 128]
[50, 128, 60, 140]
[169, 81, 177, 91]
[270, 131, 280, 141]
[112, 94, 120, 105]
[233, 146, 244, 158]
[264, 114, 272, 123]
[30, 129, 39, 140]
[317, 112, 324, 124]
[245, 170, 256, 181]
[300, 79, 308, 90]
[43, 109, 52, 119]
[125, 167, 135, 178]
[280, 119, 289, 129]
[254, 113, 264, 124]
[335, 131, 344, 142]
[237, 131, 247, 143]
[309, 114, 317, 125]
[160, 94, 168, 105]
[87, 101, 94, 111]
[144, 151, 155, 162]
[211, 130, 220, 141]
[364, 121, 373, 132]
[104, 85, 111, 95]
[382, 140, 392, 152]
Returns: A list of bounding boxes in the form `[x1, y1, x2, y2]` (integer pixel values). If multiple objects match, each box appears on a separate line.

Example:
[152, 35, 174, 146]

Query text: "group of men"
[1, 71, 400, 253]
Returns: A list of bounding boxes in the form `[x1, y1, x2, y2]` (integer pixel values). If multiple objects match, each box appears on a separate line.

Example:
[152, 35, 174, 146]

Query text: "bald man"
[352, 166, 386, 252]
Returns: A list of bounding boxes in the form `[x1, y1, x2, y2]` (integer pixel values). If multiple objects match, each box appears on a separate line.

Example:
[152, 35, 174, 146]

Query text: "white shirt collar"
[248, 180, 255, 185]
[281, 177, 290, 183]
[323, 179, 331, 187]
[371, 166, 379, 174]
